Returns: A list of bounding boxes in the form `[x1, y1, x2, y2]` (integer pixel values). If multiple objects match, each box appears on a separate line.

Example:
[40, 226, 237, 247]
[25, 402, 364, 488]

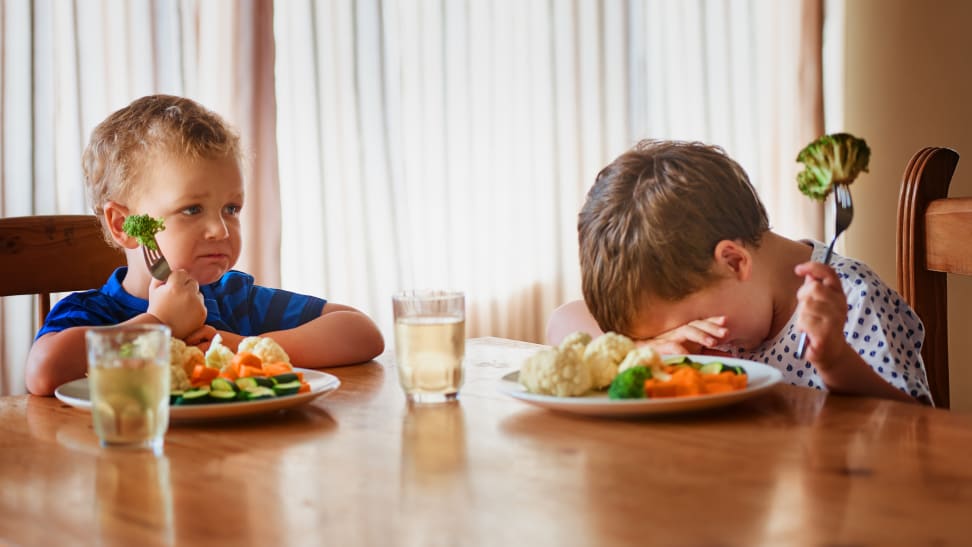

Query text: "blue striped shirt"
[36, 268, 326, 339]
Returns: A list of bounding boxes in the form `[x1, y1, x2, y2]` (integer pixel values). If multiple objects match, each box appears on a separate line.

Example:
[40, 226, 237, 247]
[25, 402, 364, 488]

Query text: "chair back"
[896, 147, 969, 409]
[0, 215, 125, 330]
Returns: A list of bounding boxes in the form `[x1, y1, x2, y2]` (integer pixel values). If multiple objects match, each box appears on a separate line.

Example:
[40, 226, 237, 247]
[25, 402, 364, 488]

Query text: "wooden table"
[2, 337, 972, 546]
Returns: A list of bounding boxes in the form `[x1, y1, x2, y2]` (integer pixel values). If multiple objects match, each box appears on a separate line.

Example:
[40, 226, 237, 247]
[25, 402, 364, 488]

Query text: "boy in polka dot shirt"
[549, 139, 930, 404]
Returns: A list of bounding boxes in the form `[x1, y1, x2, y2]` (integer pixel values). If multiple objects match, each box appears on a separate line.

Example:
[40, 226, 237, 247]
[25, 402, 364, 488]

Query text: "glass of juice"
[85, 324, 171, 454]
[393, 290, 465, 404]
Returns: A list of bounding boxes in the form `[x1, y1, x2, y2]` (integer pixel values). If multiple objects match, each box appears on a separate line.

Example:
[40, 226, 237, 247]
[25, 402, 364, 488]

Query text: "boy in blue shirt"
[26, 95, 384, 395]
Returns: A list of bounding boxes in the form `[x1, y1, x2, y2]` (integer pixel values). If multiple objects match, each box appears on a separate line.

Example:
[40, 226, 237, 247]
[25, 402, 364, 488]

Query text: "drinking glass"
[85, 324, 171, 453]
[393, 290, 465, 403]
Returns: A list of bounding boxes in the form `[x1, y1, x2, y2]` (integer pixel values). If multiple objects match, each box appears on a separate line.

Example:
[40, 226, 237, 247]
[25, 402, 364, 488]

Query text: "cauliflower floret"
[583, 332, 635, 389]
[169, 337, 205, 378]
[205, 333, 235, 371]
[169, 363, 191, 392]
[519, 346, 593, 397]
[237, 336, 291, 366]
[617, 346, 662, 373]
[558, 331, 593, 353]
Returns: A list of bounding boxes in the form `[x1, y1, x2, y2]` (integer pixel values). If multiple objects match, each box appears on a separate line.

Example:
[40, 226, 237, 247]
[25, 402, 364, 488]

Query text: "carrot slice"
[238, 365, 265, 378]
[262, 361, 293, 377]
[298, 382, 311, 394]
[231, 352, 263, 375]
[703, 383, 735, 394]
[190, 364, 219, 386]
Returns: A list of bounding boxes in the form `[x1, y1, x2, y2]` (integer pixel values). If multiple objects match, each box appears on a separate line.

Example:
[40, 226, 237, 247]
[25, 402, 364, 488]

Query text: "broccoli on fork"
[122, 214, 166, 249]
[796, 132, 870, 201]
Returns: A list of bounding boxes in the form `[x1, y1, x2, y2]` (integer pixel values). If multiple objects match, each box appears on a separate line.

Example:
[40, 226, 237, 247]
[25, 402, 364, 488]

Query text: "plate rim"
[54, 367, 341, 422]
[498, 354, 783, 416]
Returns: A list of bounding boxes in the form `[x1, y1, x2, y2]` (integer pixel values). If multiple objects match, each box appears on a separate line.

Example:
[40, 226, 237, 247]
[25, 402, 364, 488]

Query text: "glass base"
[405, 391, 459, 404]
[99, 437, 164, 455]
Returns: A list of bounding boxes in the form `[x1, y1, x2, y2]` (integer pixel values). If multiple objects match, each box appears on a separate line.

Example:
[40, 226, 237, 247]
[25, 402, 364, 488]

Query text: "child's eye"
[224, 204, 242, 216]
[181, 205, 202, 216]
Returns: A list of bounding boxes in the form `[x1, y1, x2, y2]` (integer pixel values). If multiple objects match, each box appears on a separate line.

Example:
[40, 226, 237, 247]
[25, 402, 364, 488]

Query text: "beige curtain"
[0, 0, 277, 395]
[274, 0, 825, 345]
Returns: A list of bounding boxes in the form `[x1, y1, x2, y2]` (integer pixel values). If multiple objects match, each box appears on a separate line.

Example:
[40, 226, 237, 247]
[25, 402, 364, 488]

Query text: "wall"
[841, 0, 972, 411]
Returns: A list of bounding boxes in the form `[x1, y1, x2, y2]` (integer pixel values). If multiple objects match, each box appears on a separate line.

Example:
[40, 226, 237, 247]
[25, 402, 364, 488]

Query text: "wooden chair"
[0, 215, 125, 330]
[896, 147, 971, 409]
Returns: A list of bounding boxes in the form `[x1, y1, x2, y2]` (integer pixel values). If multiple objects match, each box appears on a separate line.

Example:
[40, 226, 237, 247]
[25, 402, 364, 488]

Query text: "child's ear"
[713, 240, 752, 281]
[103, 201, 138, 249]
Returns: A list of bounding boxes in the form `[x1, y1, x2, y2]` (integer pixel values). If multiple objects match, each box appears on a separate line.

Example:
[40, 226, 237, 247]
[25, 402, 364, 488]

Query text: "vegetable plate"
[55, 368, 340, 422]
[499, 355, 782, 417]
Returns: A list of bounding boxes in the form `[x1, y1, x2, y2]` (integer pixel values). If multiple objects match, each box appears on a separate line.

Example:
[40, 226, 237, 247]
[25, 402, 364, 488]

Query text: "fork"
[142, 237, 172, 281]
[795, 183, 854, 359]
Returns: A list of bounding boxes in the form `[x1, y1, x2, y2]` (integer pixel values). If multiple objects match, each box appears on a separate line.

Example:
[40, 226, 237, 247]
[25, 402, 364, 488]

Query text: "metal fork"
[796, 183, 854, 359]
[142, 238, 171, 281]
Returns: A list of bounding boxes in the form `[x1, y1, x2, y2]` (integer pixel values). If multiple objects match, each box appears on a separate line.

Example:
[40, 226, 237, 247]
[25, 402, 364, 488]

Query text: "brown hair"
[82, 94, 241, 242]
[578, 139, 769, 334]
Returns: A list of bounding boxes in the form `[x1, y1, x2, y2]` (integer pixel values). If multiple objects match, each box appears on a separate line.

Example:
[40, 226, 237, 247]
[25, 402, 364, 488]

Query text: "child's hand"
[146, 269, 207, 339]
[184, 325, 217, 352]
[794, 261, 850, 368]
[637, 316, 728, 355]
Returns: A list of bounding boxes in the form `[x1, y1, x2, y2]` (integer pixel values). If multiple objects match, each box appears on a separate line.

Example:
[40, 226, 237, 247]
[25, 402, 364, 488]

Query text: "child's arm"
[546, 299, 728, 354]
[795, 261, 917, 403]
[25, 270, 208, 396]
[546, 300, 604, 345]
[25, 313, 166, 396]
[639, 317, 729, 355]
[214, 303, 384, 367]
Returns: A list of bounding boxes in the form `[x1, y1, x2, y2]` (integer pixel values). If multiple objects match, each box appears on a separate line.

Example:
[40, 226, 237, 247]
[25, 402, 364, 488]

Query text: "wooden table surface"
[2, 337, 972, 546]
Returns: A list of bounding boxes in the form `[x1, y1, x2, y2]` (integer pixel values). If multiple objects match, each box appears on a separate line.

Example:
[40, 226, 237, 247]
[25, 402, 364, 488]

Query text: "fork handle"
[795, 239, 838, 360]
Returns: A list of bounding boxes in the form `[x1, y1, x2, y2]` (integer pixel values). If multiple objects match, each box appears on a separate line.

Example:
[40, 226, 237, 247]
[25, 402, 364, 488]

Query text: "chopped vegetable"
[122, 214, 166, 249]
[518, 347, 592, 397]
[583, 332, 636, 389]
[607, 365, 651, 400]
[796, 132, 870, 200]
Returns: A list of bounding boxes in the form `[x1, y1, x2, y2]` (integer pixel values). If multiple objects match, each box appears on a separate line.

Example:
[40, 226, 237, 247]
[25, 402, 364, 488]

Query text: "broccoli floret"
[607, 365, 651, 400]
[122, 214, 165, 249]
[796, 132, 871, 201]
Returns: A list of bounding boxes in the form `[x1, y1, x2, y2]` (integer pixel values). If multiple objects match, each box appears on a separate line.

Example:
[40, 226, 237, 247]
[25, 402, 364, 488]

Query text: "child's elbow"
[359, 325, 385, 362]
[25, 349, 58, 396]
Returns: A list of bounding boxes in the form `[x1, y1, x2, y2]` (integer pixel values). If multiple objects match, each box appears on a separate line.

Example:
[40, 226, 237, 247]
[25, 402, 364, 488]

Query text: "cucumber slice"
[209, 389, 238, 402]
[271, 373, 300, 384]
[272, 380, 302, 396]
[169, 390, 185, 404]
[252, 376, 274, 388]
[210, 377, 239, 393]
[236, 377, 259, 390]
[177, 386, 212, 405]
[663, 355, 692, 365]
[241, 386, 275, 401]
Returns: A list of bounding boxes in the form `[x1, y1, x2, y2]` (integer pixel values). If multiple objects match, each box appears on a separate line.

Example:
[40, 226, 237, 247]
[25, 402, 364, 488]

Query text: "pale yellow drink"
[90, 362, 169, 448]
[86, 324, 171, 453]
[395, 316, 465, 403]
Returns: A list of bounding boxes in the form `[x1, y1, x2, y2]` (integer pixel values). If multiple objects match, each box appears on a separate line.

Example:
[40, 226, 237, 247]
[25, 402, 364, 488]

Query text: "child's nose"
[204, 215, 230, 239]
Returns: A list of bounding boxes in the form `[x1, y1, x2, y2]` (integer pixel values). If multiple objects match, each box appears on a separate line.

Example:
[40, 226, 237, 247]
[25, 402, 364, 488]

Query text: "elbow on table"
[24, 355, 59, 397]
[25, 334, 76, 397]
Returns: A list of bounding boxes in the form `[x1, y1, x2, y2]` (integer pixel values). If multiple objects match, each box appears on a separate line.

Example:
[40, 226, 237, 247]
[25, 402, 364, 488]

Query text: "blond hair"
[82, 95, 241, 242]
[578, 139, 769, 334]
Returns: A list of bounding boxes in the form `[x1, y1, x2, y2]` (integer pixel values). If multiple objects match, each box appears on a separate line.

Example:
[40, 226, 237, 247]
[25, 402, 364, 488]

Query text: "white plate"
[55, 368, 340, 422]
[499, 355, 782, 417]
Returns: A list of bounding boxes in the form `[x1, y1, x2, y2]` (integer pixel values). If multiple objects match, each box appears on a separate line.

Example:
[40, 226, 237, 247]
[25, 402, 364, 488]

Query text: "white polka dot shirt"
[723, 240, 932, 403]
